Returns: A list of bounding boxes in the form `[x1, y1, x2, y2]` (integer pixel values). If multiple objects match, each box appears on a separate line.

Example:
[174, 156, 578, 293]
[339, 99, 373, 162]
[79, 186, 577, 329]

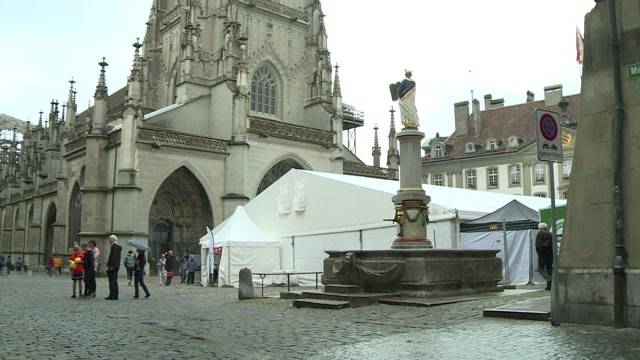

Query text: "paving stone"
[1, 274, 640, 359]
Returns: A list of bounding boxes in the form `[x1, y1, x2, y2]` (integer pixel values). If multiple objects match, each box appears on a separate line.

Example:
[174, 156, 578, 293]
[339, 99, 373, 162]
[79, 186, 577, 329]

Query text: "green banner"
[631, 64, 640, 79]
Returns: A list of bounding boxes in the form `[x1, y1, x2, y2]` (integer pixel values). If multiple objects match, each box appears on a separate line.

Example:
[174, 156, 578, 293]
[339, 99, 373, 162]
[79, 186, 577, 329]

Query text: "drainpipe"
[111, 146, 118, 234]
[607, 0, 626, 328]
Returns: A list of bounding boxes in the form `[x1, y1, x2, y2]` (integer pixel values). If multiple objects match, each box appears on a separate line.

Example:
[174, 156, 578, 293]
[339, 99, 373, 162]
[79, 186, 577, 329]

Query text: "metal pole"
[433, 229, 437, 249]
[548, 162, 560, 326]
[607, 0, 626, 329]
[502, 219, 510, 286]
[291, 236, 295, 270]
[528, 230, 534, 285]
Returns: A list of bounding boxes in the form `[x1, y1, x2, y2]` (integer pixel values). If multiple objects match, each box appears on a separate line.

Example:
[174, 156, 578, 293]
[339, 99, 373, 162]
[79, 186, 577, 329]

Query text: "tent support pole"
[291, 236, 295, 270]
[502, 219, 510, 286]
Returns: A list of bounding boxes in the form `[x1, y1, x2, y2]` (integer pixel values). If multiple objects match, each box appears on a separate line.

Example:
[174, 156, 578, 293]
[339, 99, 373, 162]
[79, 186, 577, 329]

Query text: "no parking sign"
[535, 109, 563, 162]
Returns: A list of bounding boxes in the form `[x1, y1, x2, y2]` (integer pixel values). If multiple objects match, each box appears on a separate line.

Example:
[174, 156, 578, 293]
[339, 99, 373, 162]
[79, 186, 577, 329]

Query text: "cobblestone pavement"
[1, 273, 639, 359]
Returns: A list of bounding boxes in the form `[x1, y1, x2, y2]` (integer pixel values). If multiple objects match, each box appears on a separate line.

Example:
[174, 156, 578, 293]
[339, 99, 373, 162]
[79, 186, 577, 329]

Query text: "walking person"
[6, 256, 12, 275]
[0, 253, 5, 277]
[53, 257, 62, 275]
[69, 245, 85, 298]
[164, 250, 176, 286]
[536, 223, 554, 291]
[124, 250, 135, 287]
[46, 257, 54, 277]
[133, 249, 151, 299]
[157, 253, 166, 286]
[83, 243, 96, 298]
[105, 235, 122, 300]
[186, 255, 197, 285]
[179, 255, 188, 284]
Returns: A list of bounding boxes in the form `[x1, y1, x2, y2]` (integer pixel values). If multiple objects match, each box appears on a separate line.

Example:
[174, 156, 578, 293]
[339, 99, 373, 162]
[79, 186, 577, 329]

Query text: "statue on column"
[390, 70, 420, 128]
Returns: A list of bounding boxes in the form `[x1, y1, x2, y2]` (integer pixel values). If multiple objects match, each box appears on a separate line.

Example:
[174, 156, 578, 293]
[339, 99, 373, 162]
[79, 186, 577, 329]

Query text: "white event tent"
[234, 170, 563, 285]
[199, 206, 280, 287]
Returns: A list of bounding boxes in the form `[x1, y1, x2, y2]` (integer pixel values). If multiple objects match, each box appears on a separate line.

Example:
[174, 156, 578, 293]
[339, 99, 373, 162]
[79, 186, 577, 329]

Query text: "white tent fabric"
[460, 230, 545, 285]
[199, 206, 281, 287]
[238, 170, 562, 286]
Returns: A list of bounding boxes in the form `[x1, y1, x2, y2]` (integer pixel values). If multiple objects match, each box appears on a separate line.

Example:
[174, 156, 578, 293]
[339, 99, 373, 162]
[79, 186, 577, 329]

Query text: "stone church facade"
[0, 0, 388, 273]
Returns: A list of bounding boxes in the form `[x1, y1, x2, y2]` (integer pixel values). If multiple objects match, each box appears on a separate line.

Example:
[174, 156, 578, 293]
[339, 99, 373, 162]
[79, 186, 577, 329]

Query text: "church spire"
[372, 124, 381, 168]
[92, 58, 109, 134]
[95, 57, 109, 99]
[386, 107, 399, 179]
[126, 39, 144, 108]
[332, 63, 341, 98]
[67, 78, 77, 134]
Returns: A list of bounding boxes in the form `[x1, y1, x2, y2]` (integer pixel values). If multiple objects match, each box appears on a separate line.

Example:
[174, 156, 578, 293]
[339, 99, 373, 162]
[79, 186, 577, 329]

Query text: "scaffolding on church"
[342, 103, 364, 154]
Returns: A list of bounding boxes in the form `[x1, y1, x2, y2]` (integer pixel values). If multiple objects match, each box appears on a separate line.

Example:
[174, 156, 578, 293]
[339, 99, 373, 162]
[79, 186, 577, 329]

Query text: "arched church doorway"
[148, 167, 212, 275]
[68, 183, 82, 248]
[43, 203, 57, 265]
[256, 158, 306, 195]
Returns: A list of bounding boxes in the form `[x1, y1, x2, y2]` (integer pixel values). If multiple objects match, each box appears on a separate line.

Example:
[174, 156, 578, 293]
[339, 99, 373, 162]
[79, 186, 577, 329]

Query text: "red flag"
[576, 27, 584, 64]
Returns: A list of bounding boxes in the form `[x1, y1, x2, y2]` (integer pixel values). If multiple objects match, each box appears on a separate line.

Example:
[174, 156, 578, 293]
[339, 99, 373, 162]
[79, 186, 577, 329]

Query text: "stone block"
[238, 267, 255, 300]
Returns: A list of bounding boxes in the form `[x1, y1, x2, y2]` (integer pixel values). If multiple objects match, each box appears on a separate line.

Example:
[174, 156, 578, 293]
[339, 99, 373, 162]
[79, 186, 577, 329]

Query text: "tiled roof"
[75, 86, 129, 131]
[424, 94, 580, 161]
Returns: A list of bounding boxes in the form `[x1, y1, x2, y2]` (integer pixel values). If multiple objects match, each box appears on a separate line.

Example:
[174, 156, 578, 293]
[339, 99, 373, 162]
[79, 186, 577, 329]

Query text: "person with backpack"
[124, 250, 135, 287]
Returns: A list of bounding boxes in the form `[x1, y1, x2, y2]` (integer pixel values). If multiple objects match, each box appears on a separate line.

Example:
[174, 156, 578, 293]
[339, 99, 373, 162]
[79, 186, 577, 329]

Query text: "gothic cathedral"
[0, 0, 382, 272]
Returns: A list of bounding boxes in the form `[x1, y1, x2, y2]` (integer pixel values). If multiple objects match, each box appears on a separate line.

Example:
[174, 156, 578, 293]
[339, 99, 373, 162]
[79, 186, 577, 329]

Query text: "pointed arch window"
[251, 67, 277, 115]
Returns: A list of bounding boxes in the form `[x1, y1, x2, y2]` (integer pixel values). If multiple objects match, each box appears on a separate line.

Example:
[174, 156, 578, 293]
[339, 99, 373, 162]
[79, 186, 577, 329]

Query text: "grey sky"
[0, 0, 594, 163]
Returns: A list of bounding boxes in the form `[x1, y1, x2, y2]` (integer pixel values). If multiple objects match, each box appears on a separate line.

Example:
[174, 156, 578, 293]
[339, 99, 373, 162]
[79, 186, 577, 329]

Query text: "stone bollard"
[238, 268, 255, 300]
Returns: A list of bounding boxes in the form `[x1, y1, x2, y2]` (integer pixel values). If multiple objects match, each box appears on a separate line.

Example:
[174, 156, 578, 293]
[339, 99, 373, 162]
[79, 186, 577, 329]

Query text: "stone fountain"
[319, 72, 502, 299]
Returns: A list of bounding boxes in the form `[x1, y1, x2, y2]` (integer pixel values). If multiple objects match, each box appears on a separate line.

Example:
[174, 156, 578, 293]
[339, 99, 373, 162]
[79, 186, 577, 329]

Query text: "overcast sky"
[0, 0, 594, 164]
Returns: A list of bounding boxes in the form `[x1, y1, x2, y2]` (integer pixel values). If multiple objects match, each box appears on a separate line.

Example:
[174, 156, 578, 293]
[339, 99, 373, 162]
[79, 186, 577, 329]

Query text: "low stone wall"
[322, 250, 502, 297]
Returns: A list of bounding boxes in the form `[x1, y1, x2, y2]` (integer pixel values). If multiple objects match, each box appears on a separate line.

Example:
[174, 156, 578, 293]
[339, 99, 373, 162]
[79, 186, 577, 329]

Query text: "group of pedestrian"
[0, 254, 28, 276]
[156, 250, 199, 286]
[179, 254, 199, 285]
[103, 235, 150, 300]
[68, 240, 99, 298]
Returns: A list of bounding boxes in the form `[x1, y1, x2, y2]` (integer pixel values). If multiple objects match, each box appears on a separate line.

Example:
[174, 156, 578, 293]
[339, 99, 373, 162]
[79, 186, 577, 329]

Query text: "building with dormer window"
[423, 85, 578, 199]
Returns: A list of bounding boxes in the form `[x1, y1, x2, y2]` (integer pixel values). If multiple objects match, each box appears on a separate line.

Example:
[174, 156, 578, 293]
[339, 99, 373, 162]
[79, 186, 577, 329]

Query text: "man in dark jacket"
[105, 235, 122, 300]
[536, 223, 554, 291]
[83, 243, 96, 298]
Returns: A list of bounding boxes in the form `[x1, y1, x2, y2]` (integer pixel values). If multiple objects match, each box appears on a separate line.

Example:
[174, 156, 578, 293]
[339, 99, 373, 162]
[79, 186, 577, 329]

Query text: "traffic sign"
[535, 109, 563, 162]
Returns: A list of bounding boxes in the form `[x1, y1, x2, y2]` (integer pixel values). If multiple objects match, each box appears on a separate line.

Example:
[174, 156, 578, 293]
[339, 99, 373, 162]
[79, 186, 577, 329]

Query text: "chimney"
[526, 90, 535, 102]
[544, 84, 563, 106]
[490, 98, 504, 108]
[472, 99, 481, 134]
[484, 94, 492, 110]
[454, 101, 469, 136]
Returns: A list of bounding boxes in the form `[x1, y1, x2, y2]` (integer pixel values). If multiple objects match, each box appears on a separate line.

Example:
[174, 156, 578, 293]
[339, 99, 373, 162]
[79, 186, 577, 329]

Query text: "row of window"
[433, 136, 524, 158]
[430, 160, 573, 189]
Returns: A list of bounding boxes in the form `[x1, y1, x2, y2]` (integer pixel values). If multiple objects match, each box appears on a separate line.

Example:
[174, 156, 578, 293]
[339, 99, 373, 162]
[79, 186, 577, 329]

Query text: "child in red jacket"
[69, 245, 85, 298]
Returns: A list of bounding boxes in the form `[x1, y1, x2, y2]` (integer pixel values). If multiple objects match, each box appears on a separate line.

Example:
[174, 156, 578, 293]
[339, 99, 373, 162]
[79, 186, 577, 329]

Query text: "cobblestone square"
[1, 273, 639, 359]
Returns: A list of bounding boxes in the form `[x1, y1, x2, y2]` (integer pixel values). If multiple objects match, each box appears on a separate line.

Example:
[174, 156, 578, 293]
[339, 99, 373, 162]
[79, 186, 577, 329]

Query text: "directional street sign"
[535, 109, 563, 162]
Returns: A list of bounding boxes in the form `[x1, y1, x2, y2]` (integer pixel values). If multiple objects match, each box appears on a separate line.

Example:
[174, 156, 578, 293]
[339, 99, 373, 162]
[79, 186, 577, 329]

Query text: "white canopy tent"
[239, 170, 562, 285]
[459, 200, 550, 286]
[199, 206, 281, 287]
